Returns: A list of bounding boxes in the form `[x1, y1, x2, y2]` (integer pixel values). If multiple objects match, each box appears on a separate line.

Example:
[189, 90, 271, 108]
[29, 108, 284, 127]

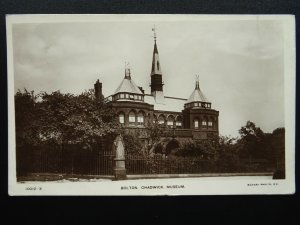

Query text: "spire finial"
[125, 61, 131, 79]
[195, 75, 200, 89]
[152, 25, 157, 43]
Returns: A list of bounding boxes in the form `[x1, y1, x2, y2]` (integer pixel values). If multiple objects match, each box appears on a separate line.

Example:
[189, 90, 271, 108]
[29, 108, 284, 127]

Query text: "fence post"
[113, 134, 127, 180]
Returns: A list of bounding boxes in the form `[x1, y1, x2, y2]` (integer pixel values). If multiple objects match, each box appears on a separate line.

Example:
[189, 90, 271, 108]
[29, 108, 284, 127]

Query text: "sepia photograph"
[6, 14, 295, 195]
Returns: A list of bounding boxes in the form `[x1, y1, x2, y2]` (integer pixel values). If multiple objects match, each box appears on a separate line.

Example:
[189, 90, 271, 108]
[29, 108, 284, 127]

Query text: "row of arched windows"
[119, 111, 145, 126]
[193, 118, 215, 129]
[154, 114, 182, 128]
[118, 112, 183, 128]
[118, 111, 216, 129]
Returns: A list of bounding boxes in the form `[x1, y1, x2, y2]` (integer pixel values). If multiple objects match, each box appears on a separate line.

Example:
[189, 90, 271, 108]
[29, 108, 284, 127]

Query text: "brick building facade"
[95, 30, 219, 154]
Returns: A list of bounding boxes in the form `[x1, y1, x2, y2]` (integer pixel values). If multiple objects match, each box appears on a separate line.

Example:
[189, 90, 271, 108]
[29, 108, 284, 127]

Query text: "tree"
[15, 89, 40, 175]
[174, 138, 217, 159]
[122, 134, 144, 156]
[144, 121, 165, 156]
[237, 121, 285, 174]
[271, 128, 285, 178]
[15, 89, 40, 146]
[238, 121, 265, 159]
[215, 136, 240, 172]
[15, 89, 120, 149]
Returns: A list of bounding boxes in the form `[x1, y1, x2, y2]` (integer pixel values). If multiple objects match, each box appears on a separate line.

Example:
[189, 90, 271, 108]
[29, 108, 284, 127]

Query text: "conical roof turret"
[186, 77, 210, 104]
[114, 65, 143, 95]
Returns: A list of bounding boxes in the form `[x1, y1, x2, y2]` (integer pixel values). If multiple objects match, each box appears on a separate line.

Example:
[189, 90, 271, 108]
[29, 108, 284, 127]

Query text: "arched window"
[158, 115, 165, 126]
[208, 117, 213, 127]
[153, 114, 157, 123]
[129, 111, 136, 123]
[167, 115, 175, 128]
[176, 116, 182, 128]
[194, 118, 199, 129]
[202, 119, 207, 126]
[137, 112, 144, 124]
[119, 113, 125, 124]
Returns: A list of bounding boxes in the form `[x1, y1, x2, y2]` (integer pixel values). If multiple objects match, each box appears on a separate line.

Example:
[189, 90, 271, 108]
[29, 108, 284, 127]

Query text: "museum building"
[94, 31, 219, 142]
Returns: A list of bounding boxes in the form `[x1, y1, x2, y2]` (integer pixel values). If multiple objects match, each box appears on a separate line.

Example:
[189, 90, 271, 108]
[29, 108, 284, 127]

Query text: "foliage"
[214, 136, 240, 171]
[271, 127, 285, 177]
[172, 121, 285, 173]
[122, 134, 144, 157]
[238, 121, 274, 160]
[175, 138, 217, 159]
[15, 88, 285, 175]
[15, 89, 39, 146]
[145, 121, 164, 144]
[15, 89, 120, 148]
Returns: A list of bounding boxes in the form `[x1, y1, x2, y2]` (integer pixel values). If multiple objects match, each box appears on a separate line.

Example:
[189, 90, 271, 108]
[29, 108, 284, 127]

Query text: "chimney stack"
[94, 79, 103, 101]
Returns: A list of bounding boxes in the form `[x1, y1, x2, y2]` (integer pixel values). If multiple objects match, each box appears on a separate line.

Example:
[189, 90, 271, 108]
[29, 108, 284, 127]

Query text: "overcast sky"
[12, 17, 285, 137]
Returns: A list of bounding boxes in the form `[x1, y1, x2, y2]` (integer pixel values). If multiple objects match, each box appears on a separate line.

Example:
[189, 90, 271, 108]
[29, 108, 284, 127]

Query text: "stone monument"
[113, 134, 127, 180]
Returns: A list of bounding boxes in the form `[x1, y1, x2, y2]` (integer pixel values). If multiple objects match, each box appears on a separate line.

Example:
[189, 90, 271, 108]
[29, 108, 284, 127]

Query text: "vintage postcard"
[7, 14, 295, 195]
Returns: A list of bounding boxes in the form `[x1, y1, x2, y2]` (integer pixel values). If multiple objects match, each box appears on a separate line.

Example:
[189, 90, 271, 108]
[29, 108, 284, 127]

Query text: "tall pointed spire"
[151, 26, 162, 76]
[150, 25, 164, 103]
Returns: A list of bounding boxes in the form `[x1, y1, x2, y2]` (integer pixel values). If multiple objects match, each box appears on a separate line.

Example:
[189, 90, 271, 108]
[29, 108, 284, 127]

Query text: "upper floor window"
[194, 119, 199, 128]
[208, 121, 213, 127]
[119, 113, 125, 124]
[202, 120, 207, 126]
[137, 113, 144, 123]
[176, 121, 182, 128]
[158, 116, 165, 125]
[167, 116, 175, 128]
[129, 112, 136, 123]
[167, 121, 174, 127]
[158, 120, 164, 125]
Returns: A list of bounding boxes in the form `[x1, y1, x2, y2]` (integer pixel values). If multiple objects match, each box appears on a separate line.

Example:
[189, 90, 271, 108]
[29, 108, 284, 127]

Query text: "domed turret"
[184, 77, 211, 109]
[112, 64, 144, 102]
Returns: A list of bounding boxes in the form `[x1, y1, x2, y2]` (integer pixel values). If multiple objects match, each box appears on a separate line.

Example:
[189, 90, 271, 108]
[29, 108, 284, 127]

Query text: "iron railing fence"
[125, 155, 276, 175]
[17, 146, 115, 176]
[17, 146, 277, 177]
